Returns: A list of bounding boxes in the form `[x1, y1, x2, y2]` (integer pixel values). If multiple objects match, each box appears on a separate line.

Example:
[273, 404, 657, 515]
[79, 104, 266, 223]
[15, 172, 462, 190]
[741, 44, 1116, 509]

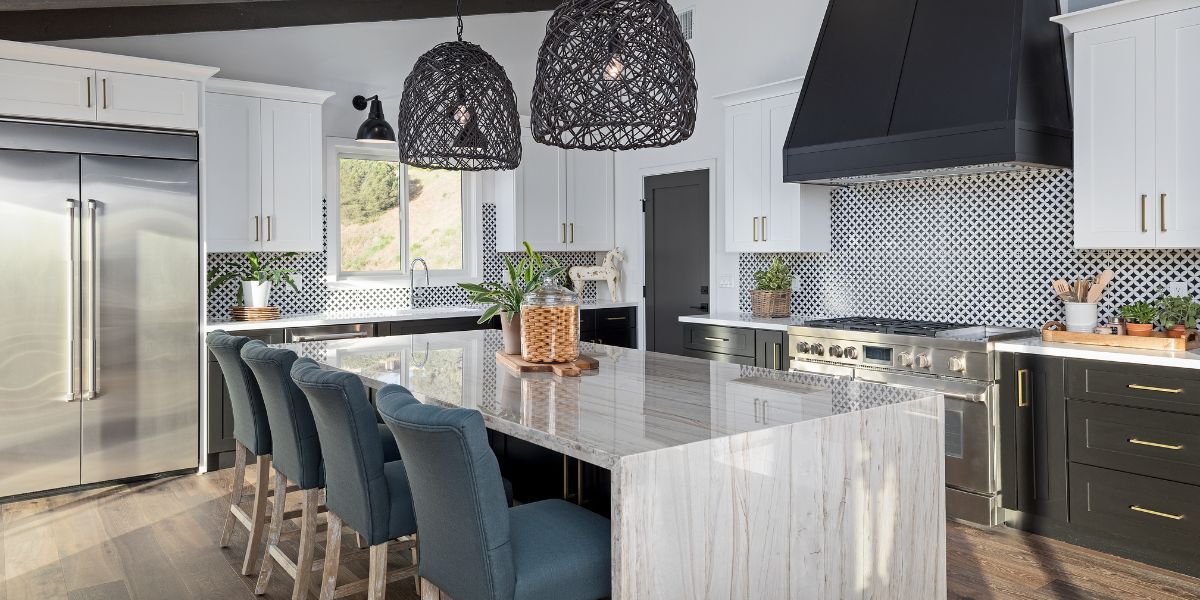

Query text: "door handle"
[561, 223, 566, 243]
[1161, 193, 1167, 232]
[266, 215, 272, 242]
[1141, 194, 1147, 233]
[762, 215, 767, 242]
[254, 215, 260, 242]
[689, 304, 710, 311]
[762, 401, 768, 425]
[1129, 505, 1184, 521]
[1017, 368, 1029, 407]
[570, 222, 574, 243]
[85, 199, 99, 400]
[85, 76, 92, 108]
[752, 217, 758, 242]
[774, 342, 781, 370]
[101, 78, 108, 110]
[65, 199, 80, 402]
[290, 331, 371, 342]
[1127, 384, 1183, 394]
[605, 316, 627, 321]
[704, 336, 728, 342]
[753, 398, 760, 423]
[1128, 438, 1184, 451]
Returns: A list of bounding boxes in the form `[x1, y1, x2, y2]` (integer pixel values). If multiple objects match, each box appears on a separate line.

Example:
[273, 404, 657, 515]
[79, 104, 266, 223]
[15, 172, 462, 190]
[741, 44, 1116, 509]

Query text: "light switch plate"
[1169, 281, 1188, 296]
[792, 275, 804, 289]
[718, 275, 734, 289]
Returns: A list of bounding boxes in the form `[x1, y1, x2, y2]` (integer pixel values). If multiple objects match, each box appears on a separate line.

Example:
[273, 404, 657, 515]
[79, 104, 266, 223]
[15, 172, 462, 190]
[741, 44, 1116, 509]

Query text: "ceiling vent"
[676, 7, 694, 41]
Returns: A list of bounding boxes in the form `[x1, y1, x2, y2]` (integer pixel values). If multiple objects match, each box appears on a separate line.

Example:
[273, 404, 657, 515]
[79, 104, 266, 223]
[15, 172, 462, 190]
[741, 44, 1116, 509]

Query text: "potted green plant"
[459, 242, 566, 354]
[751, 257, 792, 318]
[1118, 301, 1157, 337]
[207, 251, 299, 308]
[1156, 295, 1200, 338]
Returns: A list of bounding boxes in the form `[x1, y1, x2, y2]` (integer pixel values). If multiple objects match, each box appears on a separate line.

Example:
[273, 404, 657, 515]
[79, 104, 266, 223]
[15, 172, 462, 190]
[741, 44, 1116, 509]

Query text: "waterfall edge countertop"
[280, 330, 947, 599]
[205, 301, 640, 333]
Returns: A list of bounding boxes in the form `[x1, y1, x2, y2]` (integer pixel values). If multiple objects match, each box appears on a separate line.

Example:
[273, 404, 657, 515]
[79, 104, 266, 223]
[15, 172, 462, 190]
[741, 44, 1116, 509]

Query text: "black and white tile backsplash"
[739, 169, 1200, 329]
[208, 203, 601, 321]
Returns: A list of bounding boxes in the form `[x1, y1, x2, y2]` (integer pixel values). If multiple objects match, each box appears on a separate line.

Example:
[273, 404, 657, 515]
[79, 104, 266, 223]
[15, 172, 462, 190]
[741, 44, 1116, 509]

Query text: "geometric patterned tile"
[739, 168, 1200, 328]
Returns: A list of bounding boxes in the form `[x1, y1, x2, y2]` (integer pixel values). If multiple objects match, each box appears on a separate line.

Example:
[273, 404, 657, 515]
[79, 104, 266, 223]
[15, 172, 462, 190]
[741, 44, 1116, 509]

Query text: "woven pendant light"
[531, 0, 698, 151]
[395, 0, 522, 171]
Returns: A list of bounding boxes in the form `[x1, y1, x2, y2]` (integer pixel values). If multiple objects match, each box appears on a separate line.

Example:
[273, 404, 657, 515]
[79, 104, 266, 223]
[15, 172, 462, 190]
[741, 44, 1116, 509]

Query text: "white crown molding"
[207, 78, 335, 105]
[1052, 0, 1200, 32]
[0, 39, 219, 80]
[713, 77, 804, 106]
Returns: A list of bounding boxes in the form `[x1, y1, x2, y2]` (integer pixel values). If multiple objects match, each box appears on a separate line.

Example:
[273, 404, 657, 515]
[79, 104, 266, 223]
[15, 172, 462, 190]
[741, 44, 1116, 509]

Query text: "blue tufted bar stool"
[206, 330, 276, 576]
[240, 342, 404, 600]
[290, 358, 419, 600]
[377, 385, 612, 600]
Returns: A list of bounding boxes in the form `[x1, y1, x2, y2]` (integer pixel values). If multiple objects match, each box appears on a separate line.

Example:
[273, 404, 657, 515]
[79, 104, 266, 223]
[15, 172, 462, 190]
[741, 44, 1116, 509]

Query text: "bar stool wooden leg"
[254, 469, 288, 594]
[419, 578, 445, 600]
[241, 454, 272, 575]
[291, 488, 320, 600]
[367, 542, 388, 600]
[319, 512, 343, 600]
[219, 442, 248, 548]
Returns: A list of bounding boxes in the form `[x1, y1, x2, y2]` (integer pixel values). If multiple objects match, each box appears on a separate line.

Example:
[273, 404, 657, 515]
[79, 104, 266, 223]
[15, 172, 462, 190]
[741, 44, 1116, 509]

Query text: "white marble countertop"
[281, 329, 938, 469]
[678, 312, 811, 331]
[995, 337, 1200, 370]
[206, 301, 640, 333]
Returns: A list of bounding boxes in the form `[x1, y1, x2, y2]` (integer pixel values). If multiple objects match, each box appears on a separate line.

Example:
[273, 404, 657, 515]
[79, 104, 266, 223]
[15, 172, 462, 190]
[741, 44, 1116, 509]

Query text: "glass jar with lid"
[520, 275, 580, 363]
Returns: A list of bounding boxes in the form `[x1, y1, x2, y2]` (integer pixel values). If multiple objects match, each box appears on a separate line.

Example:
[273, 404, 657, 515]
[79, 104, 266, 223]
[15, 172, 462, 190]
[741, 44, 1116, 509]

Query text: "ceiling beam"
[0, 0, 561, 42]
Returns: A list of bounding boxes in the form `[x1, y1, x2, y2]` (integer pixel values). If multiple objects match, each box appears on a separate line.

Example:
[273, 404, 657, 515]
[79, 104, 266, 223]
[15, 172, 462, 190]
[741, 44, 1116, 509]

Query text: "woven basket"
[751, 289, 791, 318]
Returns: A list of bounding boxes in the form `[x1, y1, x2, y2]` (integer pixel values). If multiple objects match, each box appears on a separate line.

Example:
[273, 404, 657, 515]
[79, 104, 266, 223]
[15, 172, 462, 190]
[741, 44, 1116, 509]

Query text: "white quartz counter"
[678, 312, 811, 331]
[205, 301, 640, 333]
[995, 336, 1200, 370]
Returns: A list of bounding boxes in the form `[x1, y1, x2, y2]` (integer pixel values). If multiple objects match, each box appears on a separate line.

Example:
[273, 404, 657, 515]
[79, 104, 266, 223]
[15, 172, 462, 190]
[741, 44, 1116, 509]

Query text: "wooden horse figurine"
[569, 247, 625, 302]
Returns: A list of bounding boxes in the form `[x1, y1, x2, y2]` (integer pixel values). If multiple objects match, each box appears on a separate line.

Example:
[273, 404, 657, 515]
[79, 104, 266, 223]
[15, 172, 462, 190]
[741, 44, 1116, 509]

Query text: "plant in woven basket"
[750, 258, 791, 318]
[754, 258, 792, 291]
[207, 251, 299, 307]
[458, 242, 566, 324]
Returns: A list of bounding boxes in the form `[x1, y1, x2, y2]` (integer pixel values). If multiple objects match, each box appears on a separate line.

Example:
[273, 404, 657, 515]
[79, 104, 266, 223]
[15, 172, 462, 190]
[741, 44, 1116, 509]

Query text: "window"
[327, 139, 477, 286]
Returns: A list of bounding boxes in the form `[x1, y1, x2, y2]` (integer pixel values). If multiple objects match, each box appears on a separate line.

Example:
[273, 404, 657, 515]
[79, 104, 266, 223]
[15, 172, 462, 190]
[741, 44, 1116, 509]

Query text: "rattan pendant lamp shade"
[395, 1, 522, 171]
[531, 0, 698, 150]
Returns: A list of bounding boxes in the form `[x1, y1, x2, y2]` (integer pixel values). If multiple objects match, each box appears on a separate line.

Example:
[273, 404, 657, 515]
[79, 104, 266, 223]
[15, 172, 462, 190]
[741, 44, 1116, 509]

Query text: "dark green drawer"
[682, 323, 755, 358]
[594, 307, 635, 329]
[681, 347, 754, 366]
[1065, 359, 1200, 415]
[1069, 399, 1200, 486]
[1069, 463, 1200, 557]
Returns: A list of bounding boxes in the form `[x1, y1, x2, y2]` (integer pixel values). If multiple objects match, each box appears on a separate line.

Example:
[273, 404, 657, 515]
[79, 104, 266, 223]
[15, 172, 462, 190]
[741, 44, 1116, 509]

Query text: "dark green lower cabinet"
[581, 307, 638, 349]
[754, 330, 789, 370]
[680, 323, 789, 370]
[206, 327, 283, 469]
[998, 352, 1068, 523]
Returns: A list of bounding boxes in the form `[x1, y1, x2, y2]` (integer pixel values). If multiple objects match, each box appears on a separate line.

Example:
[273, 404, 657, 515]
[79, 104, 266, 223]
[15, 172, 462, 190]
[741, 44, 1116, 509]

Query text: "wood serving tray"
[1042, 328, 1200, 351]
[496, 351, 599, 377]
[229, 306, 282, 322]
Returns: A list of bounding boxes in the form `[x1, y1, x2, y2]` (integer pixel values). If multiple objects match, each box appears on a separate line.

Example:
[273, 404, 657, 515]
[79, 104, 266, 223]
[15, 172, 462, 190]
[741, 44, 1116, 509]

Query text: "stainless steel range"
[788, 317, 1036, 526]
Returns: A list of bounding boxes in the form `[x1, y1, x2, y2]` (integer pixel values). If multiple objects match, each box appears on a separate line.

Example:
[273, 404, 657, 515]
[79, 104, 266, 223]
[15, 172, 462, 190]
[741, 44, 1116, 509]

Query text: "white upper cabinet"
[0, 41, 215, 130]
[494, 118, 615, 253]
[203, 79, 333, 253]
[718, 80, 830, 253]
[1059, 1, 1200, 248]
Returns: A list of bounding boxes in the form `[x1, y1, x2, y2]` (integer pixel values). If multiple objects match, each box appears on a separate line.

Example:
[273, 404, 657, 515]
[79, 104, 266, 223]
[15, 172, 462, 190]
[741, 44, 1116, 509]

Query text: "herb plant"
[1118, 301, 1157, 325]
[753, 257, 792, 291]
[1156, 295, 1200, 329]
[458, 242, 567, 324]
[207, 251, 300, 304]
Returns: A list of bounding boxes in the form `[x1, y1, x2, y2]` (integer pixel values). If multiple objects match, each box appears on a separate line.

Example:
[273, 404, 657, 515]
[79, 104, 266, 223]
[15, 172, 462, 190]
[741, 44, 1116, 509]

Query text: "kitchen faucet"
[410, 257, 430, 307]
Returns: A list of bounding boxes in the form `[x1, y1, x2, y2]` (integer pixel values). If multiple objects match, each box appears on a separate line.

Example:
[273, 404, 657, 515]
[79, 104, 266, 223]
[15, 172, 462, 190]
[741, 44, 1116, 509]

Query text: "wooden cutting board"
[496, 351, 599, 377]
[1042, 328, 1200, 351]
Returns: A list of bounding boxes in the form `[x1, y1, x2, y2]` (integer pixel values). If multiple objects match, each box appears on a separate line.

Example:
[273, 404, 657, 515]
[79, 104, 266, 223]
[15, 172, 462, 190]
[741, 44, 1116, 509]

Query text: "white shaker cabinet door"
[260, 98, 322, 252]
[761, 92, 830, 253]
[516, 123, 568, 252]
[724, 101, 765, 252]
[0, 59, 96, 123]
[1155, 7, 1200, 248]
[96, 71, 198, 130]
[565, 148, 615, 251]
[1073, 19, 1157, 248]
[203, 93, 262, 252]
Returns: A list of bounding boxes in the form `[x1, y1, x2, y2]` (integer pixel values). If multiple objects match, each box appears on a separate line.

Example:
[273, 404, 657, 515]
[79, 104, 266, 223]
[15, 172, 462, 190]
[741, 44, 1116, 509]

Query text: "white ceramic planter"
[242, 280, 272, 308]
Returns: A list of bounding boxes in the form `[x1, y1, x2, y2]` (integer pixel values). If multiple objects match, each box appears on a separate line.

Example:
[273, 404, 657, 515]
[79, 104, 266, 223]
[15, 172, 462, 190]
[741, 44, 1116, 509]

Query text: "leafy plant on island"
[1118, 301, 1157, 325]
[458, 242, 567, 324]
[753, 257, 792, 291]
[1156, 295, 1200, 330]
[207, 251, 300, 304]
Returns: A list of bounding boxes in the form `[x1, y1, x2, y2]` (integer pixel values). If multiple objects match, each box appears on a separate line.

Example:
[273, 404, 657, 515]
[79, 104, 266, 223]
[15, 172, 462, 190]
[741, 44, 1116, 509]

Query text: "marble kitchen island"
[284, 330, 946, 600]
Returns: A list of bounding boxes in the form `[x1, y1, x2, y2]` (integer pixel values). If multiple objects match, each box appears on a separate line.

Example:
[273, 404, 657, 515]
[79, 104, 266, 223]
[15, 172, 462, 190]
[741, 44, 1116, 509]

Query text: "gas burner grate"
[803, 317, 981, 337]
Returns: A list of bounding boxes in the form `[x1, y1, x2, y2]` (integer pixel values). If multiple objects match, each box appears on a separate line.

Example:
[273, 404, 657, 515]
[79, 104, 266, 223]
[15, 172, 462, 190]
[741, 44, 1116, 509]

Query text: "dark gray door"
[645, 170, 709, 355]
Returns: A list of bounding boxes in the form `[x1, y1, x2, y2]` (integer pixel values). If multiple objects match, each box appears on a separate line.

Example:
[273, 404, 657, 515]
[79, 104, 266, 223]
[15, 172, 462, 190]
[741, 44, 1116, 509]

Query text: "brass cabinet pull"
[774, 342, 781, 370]
[253, 215, 260, 242]
[605, 316, 627, 321]
[1130, 505, 1185, 520]
[561, 223, 566, 243]
[266, 215, 272, 241]
[762, 215, 767, 241]
[752, 217, 758, 242]
[1161, 193, 1167, 232]
[86, 76, 92, 108]
[1141, 194, 1148, 233]
[704, 336, 728, 342]
[101, 78, 108, 110]
[1128, 438, 1185, 450]
[570, 222, 574, 243]
[1127, 384, 1183, 394]
[1017, 368, 1029, 407]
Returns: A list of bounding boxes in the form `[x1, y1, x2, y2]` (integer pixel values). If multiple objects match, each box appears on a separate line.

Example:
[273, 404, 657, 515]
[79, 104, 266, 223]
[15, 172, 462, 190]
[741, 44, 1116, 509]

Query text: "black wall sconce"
[352, 94, 396, 143]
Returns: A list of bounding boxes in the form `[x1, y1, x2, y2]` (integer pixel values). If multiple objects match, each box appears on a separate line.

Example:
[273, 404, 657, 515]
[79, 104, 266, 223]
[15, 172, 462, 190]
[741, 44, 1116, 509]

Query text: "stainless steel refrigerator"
[0, 120, 199, 498]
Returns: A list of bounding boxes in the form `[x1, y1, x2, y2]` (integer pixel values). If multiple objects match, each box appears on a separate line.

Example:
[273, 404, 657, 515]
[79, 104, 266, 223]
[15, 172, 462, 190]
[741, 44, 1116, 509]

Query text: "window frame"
[324, 137, 480, 288]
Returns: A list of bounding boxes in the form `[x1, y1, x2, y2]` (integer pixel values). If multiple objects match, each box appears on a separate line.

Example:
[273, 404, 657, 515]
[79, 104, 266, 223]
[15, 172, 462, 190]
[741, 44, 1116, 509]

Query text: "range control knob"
[830, 345, 843, 358]
[843, 347, 859, 360]
[898, 352, 914, 367]
[811, 343, 825, 356]
[796, 341, 810, 354]
[916, 354, 932, 369]
[948, 356, 966, 373]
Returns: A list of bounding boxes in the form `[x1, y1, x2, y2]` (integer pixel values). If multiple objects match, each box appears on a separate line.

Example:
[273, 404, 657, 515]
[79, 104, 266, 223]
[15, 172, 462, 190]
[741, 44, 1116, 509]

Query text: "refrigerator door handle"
[84, 199, 99, 400]
[65, 199, 80, 402]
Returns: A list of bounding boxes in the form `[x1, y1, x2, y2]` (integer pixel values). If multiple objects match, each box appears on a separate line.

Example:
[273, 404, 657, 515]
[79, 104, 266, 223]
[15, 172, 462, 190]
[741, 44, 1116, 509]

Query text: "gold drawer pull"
[1130, 505, 1185, 520]
[605, 316, 627, 321]
[1017, 368, 1029, 407]
[704, 337, 728, 342]
[1129, 438, 1184, 451]
[1127, 384, 1184, 394]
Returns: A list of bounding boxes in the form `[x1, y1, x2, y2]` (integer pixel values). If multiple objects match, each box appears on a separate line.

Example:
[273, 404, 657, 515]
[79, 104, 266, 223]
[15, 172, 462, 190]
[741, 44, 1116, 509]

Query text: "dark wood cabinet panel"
[998, 352, 1068, 522]
[1066, 359, 1200, 415]
[580, 306, 637, 349]
[1069, 399, 1200, 487]
[753, 330, 789, 371]
[680, 347, 755, 366]
[681, 323, 756, 358]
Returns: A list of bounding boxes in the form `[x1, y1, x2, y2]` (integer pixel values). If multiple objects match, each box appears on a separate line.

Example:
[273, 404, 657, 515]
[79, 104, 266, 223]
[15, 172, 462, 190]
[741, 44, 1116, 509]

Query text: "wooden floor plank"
[45, 488, 125, 597]
[93, 484, 193, 600]
[1, 496, 69, 600]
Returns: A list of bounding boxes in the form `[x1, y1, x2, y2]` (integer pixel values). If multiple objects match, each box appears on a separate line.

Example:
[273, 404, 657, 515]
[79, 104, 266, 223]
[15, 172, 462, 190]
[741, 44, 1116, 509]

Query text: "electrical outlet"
[1169, 281, 1188, 296]
[792, 275, 804, 289]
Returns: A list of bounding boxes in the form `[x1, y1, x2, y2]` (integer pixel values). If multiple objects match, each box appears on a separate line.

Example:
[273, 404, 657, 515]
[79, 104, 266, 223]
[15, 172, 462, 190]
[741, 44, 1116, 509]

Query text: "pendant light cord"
[456, 0, 464, 41]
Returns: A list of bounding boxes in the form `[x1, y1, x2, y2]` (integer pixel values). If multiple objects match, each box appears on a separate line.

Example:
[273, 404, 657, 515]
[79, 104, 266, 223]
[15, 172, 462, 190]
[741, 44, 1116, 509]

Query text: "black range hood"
[784, 0, 1072, 184]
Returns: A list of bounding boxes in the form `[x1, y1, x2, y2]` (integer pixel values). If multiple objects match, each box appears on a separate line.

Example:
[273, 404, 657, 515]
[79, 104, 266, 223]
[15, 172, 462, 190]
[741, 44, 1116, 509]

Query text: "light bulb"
[603, 54, 624, 83]
[454, 103, 472, 128]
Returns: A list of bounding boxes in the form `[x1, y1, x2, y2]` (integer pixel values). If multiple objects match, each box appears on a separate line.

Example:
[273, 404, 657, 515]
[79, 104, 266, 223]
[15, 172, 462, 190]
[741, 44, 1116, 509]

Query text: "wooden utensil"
[1052, 279, 1073, 302]
[1086, 269, 1115, 303]
[1074, 279, 1089, 303]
